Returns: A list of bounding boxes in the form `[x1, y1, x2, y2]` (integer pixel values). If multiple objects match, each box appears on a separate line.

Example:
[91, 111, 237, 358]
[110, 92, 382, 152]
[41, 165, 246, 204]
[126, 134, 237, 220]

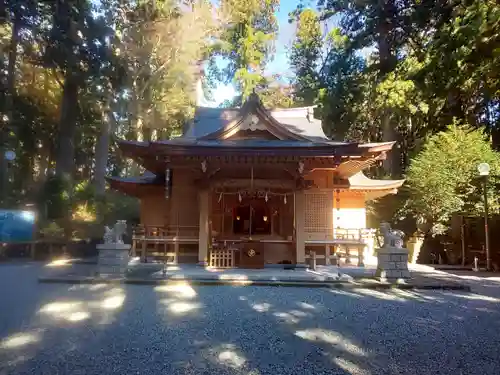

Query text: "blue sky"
[212, 2, 299, 105]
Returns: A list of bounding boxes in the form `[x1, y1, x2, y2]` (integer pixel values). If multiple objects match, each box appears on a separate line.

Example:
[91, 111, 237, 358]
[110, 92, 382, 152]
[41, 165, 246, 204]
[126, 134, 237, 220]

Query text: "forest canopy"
[0, 0, 498, 239]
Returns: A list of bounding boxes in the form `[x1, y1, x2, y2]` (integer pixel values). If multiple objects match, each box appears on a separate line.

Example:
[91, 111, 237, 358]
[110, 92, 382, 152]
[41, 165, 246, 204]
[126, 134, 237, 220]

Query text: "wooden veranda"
[131, 224, 376, 268]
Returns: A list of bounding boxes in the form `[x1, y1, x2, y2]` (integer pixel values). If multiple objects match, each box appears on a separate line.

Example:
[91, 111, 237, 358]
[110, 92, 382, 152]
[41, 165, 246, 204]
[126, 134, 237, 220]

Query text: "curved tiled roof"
[183, 107, 240, 139]
[183, 101, 330, 142]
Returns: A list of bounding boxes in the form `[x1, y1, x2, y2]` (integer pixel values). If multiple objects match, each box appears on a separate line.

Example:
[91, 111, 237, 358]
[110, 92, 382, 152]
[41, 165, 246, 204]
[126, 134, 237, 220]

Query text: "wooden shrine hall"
[108, 93, 404, 268]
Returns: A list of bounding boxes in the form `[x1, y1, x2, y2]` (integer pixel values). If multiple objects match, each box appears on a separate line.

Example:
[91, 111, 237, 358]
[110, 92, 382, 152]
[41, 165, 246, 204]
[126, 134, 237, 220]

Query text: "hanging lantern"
[336, 189, 341, 229]
[238, 192, 242, 202]
[265, 192, 268, 202]
[165, 168, 171, 199]
[284, 195, 287, 205]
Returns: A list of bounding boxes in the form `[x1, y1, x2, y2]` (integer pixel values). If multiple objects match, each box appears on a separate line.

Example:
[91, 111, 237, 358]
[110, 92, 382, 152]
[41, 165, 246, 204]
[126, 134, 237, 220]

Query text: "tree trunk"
[377, 0, 401, 177]
[55, 72, 79, 240]
[0, 11, 21, 204]
[94, 108, 112, 196]
[142, 126, 152, 142]
[37, 145, 50, 183]
[55, 73, 79, 180]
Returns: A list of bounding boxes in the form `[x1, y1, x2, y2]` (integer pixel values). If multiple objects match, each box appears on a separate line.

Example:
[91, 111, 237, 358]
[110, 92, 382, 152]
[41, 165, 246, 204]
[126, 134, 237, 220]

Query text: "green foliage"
[102, 191, 140, 225]
[257, 77, 294, 108]
[316, 28, 366, 140]
[418, 0, 500, 133]
[405, 123, 500, 235]
[213, 0, 280, 98]
[119, 0, 220, 140]
[289, 8, 322, 105]
[39, 221, 65, 240]
[39, 175, 71, 221]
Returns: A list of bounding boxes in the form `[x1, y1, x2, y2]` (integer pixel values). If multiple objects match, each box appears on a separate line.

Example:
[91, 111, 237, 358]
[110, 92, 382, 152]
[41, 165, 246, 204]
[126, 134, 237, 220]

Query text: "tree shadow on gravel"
[176, 285, 500, 375]
[1, 265, 500, 375]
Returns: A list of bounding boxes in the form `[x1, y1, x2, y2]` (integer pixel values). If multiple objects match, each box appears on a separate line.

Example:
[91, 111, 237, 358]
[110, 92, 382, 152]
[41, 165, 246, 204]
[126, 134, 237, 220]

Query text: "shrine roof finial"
[248, 90, 259, 103]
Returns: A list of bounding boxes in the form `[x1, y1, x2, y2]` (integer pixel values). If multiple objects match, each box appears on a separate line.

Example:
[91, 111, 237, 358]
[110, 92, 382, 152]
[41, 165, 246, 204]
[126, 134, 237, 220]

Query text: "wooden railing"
[305, 228, 377, 267]
[209, 248, 235, 268]
[334, 228, 377, 241]
[131, 225, 199, 261]
[130, 225, 378, 267]
[132, 225, 199, 240]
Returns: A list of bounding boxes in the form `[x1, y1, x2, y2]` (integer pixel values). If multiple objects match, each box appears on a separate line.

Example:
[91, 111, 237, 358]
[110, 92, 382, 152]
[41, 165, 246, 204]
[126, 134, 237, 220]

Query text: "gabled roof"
[182, 93, 330, 142]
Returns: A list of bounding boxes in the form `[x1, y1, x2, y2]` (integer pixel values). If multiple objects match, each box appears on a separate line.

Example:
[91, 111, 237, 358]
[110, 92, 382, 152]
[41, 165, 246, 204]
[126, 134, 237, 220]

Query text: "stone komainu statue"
[103, 220, 127, 244]
[379, 222, 404, 248]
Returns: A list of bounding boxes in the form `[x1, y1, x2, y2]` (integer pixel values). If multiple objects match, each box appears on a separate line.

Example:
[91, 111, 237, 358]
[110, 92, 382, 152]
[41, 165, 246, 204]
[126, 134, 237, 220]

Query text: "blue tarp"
[0, 210, 36, 242]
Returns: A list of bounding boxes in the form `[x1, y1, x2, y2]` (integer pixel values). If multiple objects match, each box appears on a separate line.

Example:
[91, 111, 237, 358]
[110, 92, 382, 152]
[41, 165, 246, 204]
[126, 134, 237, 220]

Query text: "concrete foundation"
[97, 243, 131, 276]
[375, 246, 411, 282]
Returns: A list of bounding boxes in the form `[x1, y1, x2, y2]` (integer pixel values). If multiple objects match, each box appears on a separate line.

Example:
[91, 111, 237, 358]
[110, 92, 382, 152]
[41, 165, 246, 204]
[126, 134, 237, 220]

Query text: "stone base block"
[376, 246, 411, 282]
[294, 263, 308, 269]
[97, 243, 131, 276]
[98, 265, 128, 275]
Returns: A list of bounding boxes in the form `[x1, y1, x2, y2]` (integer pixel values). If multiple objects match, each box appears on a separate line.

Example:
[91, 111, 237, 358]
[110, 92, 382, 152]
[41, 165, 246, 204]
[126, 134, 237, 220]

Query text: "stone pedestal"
[375, 246, 411, 282]
[97, 243, 131, 276]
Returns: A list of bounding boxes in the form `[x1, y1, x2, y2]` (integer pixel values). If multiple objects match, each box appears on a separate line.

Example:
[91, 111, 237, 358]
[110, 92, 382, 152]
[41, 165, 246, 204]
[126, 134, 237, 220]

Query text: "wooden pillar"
[294, 190, 306, 265]
[198, 189, 209, 266]
[30, 242, 36, 260]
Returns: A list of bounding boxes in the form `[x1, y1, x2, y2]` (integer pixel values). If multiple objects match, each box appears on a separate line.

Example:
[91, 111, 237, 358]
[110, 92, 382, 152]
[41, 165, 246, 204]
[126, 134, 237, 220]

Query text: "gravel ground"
[1, 263, 500, 375]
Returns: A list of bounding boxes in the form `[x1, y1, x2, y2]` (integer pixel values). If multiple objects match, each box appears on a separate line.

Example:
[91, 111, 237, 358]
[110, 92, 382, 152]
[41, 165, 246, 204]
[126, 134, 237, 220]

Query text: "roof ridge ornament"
[248, 90, 260, 104]
[306, 107, 314, 123]
[195, 64, 216, 107]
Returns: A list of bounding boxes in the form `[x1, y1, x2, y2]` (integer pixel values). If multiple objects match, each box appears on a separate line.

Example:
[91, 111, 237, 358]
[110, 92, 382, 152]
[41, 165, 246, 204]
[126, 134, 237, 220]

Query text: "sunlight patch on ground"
[158, 298, 202, 314]
[218, 350, 246, 368]
[352, 289, 406, 302]
[205, 267, 222, 272]
[101, 294, 126, 310]
[67, 311, 91, 322]
[69, 283, 109, 292]
[218, 274, 249, 281]
[329, 289, 364, 299]
[45, 259, 73, 267]
[0, 331, 42, 349]
[167, 301, 203, 314]
[155, 282, 197, 299]
[273, 312, 300, 324]
[442, 292, 500, 303]
[452, 275, 482, 281]
[333, 357, 368, 375]
[297, 302, 316, 310]
[39, 301, 83, 314]
[389, 289, 446, 303]
[206, 344, 247, 369]
[39, 301, 91, 322]
[475, 307, 498, 313]
[295, 329, 366, 357]
[89, 283, 109, 291]
[39, 287, 126, 323]
[155, 281, 203, 315]
[288, 310, 311, 318]
[250, 303, 271, 312]
[390, 289, 423, 300]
